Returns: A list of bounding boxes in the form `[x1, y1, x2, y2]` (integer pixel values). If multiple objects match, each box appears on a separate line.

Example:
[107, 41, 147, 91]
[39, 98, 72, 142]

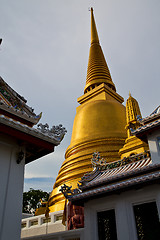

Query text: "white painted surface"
[84, 185, 160, 240]
[21, 211, 66, 238]
[148, 129, 160, 164]
[0, 135, 25, 240]
[21, 228, 84, 240]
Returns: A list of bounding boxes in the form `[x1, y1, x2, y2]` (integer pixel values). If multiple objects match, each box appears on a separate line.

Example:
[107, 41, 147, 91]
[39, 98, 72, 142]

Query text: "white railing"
[21, 211, 84, 239]
[21, 210, 66, 238]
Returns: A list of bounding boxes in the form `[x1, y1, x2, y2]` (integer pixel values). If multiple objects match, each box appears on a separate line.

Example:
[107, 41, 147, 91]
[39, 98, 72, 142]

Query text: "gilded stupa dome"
[70, 99, 126, 146]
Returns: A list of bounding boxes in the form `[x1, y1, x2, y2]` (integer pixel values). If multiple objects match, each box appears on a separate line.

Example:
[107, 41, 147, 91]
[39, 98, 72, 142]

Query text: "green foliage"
[23, 188, 49, 214]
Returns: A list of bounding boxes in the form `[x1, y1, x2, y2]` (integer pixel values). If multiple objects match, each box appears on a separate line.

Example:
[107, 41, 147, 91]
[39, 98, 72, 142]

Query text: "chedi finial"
[90, 7, 99, 44]
[84, 7, 116, 93]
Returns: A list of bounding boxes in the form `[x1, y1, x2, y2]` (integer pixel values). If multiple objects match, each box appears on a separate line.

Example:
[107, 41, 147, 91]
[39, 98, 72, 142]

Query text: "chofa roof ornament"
[37, 123, 67, 142]
[60, 184, 81, 200]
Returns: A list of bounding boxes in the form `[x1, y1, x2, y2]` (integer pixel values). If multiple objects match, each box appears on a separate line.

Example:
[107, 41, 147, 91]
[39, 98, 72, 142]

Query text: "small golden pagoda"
[48, 8, 127, 212]
[119, 93, 148, 158]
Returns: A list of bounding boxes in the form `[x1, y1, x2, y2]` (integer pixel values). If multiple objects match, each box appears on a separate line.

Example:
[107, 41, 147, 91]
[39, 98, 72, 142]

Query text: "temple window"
[97, 209, 118, 240]
[133, 201, 160, 240]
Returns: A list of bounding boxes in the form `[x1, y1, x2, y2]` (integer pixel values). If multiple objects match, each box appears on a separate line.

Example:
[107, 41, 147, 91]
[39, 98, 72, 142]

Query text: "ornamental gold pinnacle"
[84, 7, 116, 93]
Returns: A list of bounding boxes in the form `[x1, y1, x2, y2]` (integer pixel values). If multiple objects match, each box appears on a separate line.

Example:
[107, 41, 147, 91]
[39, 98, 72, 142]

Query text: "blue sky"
[1, 0, 160, 192]
[24, 178, 55, 192]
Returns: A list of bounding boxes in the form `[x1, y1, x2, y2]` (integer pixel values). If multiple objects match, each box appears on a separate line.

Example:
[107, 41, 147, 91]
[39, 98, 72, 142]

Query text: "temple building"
[21, 8, 160, 240]
[0, 76, 66, 240]
[62, 105, 160, 240]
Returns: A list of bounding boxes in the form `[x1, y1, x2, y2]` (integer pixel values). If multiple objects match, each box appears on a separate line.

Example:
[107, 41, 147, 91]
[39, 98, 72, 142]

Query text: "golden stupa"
[49, 8, 127, 212]
[119, 93, 148, 158]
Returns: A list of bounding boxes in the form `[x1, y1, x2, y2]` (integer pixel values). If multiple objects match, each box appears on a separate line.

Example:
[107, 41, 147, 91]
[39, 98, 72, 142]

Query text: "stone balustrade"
[21, 211, 84, 240]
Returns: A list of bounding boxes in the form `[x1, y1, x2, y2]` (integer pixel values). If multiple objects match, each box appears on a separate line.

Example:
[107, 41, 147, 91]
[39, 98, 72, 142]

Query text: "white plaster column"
[148, 130, 160, 164]
[116, 200, 132, 240]
[84, 204, 98, 240]
[0, 135, 25, 240]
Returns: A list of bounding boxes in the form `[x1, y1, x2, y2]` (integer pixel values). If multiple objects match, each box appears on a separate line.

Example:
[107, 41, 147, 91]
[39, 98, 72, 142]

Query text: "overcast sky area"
[1, 0, 160, 191]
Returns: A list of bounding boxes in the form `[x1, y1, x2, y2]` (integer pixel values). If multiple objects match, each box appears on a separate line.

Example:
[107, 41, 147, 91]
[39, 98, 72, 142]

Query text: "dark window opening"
[97, 209, 118, 240]
[133, 201, 160, 240]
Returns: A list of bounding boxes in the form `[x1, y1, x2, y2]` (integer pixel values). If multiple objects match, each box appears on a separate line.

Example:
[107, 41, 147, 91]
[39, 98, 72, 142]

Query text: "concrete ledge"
[21, 228, 84, 240]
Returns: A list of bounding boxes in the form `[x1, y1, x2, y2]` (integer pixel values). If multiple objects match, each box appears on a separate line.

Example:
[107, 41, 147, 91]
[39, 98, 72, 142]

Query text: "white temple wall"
[148, 129, 160, 164]
[0, 134, 25, 240]
[84, 184, 160, 240]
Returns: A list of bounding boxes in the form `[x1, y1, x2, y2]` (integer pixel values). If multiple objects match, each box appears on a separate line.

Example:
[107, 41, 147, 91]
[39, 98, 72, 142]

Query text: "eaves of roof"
[80, 158, 152, 190]
[70, 164, 160, 204]
[0, 114, 59, 145]
[141, 106, 160, 124]
[0, 76, 40, 126]
[0, 103, 39, 126]
[132, 119, 160, 136]
[0, 115, 61, 164]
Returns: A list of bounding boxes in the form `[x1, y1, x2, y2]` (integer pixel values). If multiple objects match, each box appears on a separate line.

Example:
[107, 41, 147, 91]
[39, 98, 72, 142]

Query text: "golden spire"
[90, 8, 99, 44]
[48, 8, 127, 213]
[119, 93, 148, 159]
[126, 93, 142, 125]
[84, 8, 116, 93]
